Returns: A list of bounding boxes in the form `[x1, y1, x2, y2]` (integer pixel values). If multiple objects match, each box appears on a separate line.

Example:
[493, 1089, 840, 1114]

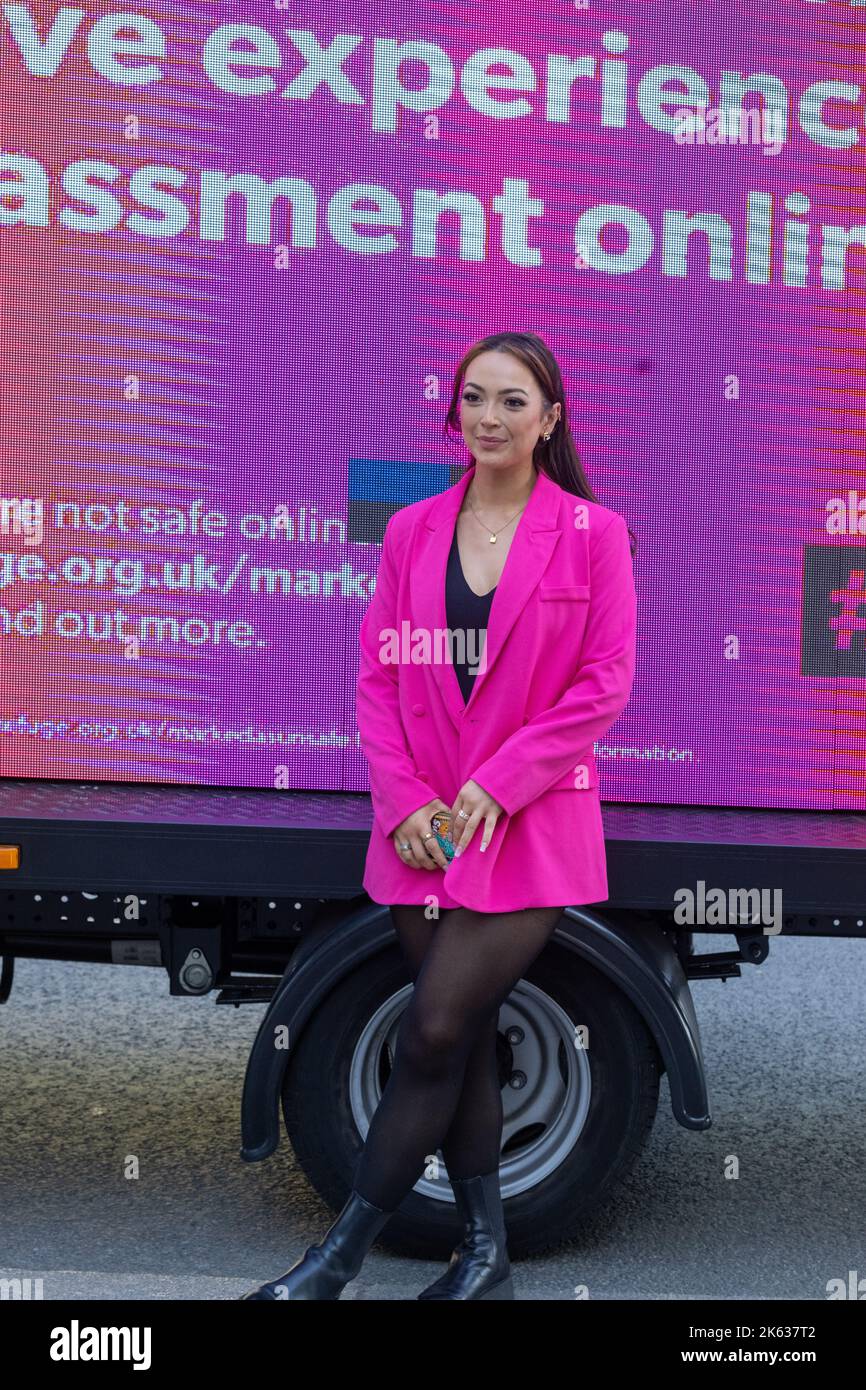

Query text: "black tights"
[351, 902, 564, 1211]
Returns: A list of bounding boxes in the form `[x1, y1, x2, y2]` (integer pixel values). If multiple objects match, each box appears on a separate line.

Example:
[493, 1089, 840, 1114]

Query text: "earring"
[543, 431, 552, 441]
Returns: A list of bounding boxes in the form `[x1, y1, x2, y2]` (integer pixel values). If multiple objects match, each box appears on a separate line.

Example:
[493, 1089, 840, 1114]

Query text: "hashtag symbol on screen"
[828, 568, 866, 650]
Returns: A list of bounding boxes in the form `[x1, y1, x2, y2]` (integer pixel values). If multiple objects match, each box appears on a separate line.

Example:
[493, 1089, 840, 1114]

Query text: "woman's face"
[459, 351, 561, 469]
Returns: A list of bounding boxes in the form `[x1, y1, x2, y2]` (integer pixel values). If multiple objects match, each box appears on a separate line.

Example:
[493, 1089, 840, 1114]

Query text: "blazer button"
[411, 703, 426, 716]
[416, 769, 428, 779]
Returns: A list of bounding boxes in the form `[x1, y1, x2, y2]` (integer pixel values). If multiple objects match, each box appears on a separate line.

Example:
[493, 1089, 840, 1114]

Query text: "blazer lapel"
[409, 465, 562, 730]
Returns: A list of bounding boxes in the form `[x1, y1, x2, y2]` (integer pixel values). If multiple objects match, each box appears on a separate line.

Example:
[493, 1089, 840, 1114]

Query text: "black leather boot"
[417, 1169, 514, 1300]
[241, 1189, 394, 1300]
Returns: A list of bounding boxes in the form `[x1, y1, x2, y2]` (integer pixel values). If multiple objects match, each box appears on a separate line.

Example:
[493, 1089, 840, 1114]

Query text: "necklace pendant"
[489, 534, 497, 543]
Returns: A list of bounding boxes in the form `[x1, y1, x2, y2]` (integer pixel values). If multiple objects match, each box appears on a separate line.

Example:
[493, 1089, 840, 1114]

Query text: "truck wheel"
[281, 940, 661, 1260]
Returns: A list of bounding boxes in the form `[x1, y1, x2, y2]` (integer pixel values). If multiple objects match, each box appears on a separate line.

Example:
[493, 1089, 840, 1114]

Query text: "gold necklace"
[465, 490, 530, 544]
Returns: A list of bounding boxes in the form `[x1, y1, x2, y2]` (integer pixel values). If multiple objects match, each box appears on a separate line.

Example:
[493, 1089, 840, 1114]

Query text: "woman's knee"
[397, 999, 479, 1075]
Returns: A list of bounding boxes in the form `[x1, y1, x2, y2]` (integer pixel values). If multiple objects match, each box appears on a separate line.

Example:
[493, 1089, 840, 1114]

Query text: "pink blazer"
[355, 464, 637, 912]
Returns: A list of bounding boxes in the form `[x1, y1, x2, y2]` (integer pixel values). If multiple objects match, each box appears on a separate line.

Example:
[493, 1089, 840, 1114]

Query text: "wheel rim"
[348, 980, 591, 1203]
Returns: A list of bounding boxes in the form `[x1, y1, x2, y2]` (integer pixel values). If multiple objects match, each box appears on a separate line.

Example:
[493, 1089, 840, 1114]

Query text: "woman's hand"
[451, 780, 505, 856]
[392, 799, 452, 870]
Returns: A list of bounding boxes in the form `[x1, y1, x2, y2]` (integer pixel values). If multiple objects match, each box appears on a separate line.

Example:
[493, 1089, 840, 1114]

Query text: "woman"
[243, 331, 637, 1301]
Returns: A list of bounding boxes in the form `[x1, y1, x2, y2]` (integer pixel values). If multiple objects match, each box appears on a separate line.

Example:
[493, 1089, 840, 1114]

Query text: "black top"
[445, 524, 496, 705]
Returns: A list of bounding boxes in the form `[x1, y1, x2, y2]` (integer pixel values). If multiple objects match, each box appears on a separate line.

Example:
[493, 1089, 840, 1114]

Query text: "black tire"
[281, 940, 661, 1260]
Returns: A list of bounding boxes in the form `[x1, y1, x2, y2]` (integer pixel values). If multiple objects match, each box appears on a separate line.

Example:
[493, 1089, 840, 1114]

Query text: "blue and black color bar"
[347, 459, 465, 545]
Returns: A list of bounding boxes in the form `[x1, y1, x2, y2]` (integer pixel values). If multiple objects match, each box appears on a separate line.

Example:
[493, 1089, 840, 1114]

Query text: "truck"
[2, 773, 863, 1260]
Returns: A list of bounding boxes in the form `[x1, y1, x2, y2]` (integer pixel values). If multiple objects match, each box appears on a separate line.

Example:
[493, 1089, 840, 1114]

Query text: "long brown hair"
[442, 331, 637, 559]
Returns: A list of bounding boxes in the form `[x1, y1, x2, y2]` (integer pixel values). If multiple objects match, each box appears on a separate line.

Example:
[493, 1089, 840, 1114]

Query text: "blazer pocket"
[538, 583, 591, 601]
[547, 756, 600, 793]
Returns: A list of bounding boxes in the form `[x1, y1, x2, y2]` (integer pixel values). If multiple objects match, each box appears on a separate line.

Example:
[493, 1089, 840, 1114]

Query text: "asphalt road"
[0, 931, 863, 1300]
